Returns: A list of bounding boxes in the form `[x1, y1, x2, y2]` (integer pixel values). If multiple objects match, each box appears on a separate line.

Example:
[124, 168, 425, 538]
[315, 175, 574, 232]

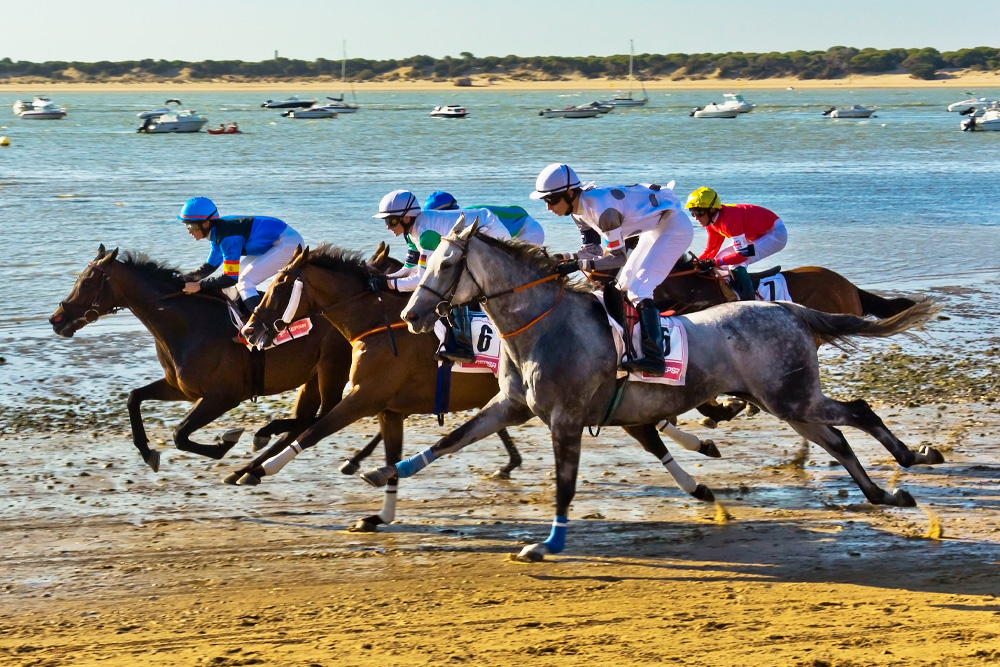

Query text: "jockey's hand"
[550, 252, 577, 263]
[696, 259, 717, 275]
[555, 260, 581, 276]
[183, 281, 202, 294]
[368, 276, 393, 293]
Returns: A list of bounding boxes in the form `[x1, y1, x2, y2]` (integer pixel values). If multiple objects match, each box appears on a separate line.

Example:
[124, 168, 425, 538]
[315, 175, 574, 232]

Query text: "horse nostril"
[50, 314, 63, 325]
[405, 312, 418, 321]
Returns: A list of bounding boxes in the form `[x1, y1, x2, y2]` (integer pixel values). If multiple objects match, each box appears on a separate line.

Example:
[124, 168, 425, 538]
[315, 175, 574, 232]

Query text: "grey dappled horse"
[362, 217, 941, 561]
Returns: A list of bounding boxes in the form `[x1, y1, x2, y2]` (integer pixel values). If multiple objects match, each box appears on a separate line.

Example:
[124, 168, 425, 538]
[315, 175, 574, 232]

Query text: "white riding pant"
[514, 218, 546, 245]
[617, 209, 694, 304]
[716, 219, 787, 267]
[236, 226, 304, 300]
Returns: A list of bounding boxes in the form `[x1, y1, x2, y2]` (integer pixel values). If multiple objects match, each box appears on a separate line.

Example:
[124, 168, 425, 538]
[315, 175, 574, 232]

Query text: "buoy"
[0, 136, 10, 146]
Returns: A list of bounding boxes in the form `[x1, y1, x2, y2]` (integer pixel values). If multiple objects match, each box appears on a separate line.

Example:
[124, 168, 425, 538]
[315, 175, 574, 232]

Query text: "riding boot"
[730, 266, 755, 301]
[242, 294, 262, 319]
[437, 305, 476, 364]
[620, 300, 666, 376]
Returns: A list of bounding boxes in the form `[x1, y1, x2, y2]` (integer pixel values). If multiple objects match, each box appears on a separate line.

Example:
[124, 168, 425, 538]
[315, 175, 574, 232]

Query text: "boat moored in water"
[282, 105, 339, 119]
[721, 92, 755, 113]
[690, 103, 739, 119]
[14, 96, 67, 119]
[822, 105, 876, 119]
[539, 105, 602, 119]
[261, 96, 316, 109]
[137, 99, 183, 120]
[430, 105, 468, 118]
[137, 109, 208, 133]
[961, 108, 1000, 131]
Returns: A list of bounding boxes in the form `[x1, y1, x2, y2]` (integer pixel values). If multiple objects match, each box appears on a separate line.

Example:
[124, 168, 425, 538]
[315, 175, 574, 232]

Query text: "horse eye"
[81, 279, 91, 287]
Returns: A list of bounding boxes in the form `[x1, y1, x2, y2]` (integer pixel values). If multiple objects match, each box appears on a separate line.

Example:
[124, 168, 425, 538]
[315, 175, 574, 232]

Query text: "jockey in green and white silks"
[372, 189, 511, 363]
[531, 163, 694, 376]
[423, 190, 546, 246]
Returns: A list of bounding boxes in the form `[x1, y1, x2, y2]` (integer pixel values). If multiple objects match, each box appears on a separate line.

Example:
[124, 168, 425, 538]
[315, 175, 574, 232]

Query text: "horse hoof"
[236, 472, 261, 486]
[347, 516, 384, 533]
[251, 435, 270, 452]
[745, 404, 760, 417]
[693, 484, 715, 503]
[360, 468, 393, 488]
[490, 469, 512, 480]
[144, 450, 160, 473]
[918, 445, 945, 465]
[339, 460, 360, 475]
[698, 440, 721, 458]
[222, 472, 241, 485]
[699, 417, 718, 429]
[222, 428, 245, 446]
[514, 544, 548, 562]
[891, 488, 917, 507]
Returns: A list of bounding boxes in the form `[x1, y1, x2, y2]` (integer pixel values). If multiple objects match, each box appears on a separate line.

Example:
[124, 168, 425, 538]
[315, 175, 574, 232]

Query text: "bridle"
[60, 261, 121, 324]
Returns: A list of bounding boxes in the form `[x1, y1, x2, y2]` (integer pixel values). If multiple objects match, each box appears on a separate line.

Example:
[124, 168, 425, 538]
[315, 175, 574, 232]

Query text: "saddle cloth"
[433, 313, 502, 375]
[755, 273, 791, 302]
[595, 294, 689, 386]
[228, 302, 314, 350]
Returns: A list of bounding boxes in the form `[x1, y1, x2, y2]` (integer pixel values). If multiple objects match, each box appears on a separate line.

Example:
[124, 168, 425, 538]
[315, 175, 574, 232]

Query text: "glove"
[696, 259, 718, 274]
[555, 260, 581, 276]
[737, 243, 756, 258]
[368, 276, 392, 292]
[550, 252, 577, 263]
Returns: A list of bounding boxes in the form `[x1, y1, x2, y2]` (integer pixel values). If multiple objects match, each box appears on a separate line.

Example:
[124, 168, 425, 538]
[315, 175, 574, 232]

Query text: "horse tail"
[857, 288, 919, 319]
[777, 299, 940, 350]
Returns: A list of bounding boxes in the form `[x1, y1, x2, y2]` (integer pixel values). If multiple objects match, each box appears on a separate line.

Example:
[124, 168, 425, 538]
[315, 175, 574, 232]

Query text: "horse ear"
[449, 212, 467, 237]
[97, 243, 107, 257]
[300, 246, 310, 261]
[457, 215, 479, 241]
[107, 247, 119, 262]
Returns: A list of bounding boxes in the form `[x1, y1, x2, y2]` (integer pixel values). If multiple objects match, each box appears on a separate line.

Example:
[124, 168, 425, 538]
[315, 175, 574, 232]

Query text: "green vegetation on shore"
[2, 46, 999, 83]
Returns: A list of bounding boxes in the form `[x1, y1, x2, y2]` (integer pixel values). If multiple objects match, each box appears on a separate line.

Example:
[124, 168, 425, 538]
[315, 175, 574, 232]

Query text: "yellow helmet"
[685, 187, 721, 210]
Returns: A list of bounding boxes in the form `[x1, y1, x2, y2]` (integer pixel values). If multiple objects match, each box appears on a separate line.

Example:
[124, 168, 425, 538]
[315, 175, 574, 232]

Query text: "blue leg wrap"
[542, 515, 569, 554]
[394, 448, 437, 479]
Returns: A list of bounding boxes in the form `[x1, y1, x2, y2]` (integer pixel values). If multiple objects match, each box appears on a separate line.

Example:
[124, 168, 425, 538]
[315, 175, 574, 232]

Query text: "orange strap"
[508, 272, 561, 294]
[349, 321, 410, 344]
[499, 283, 565, 339]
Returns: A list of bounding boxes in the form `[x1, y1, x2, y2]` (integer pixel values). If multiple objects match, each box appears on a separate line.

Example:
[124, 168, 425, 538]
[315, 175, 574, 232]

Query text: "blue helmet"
[178, 197, 219, 222]
[424, 191, 459, 211]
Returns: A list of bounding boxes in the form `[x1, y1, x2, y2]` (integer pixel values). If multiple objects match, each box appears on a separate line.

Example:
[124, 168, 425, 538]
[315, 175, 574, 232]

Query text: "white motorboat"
[690, 103, 739, 118]
[283, 105, 339, 119]
[539, 105, 601, 119]
[602, 40, 648, 107]
[137, 99, 183, 120]
[948, 96, 993, 113]
[579, 101, 614, 114]
[822, 105, 876, 119]
[261, 96, 316, 109]
[720, 92, 755, 113]
[14, 96, 67, 119]
[430, 105, 468, 118]
[961, 108, 1000, 131]
[324, 40, 360, 113]
[137, 109, 208, 133]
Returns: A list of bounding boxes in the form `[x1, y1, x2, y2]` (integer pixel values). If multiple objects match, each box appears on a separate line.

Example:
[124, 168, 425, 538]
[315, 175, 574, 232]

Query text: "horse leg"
[654, 418, 720, 458]
[257, 377, 323, 451]
[339, 433, 383, 475]
[126, 378, 188, 472]
[492, 428, 523, 479]
[516, 416, 584, 562]
[835, 398, 945, 466]
[360, 393, 534, 487]
[695, 399, 745, 428]
[350, 411, 404, 533]
[785, 420, 916, 507]
[622, 424, 714, 502]
[173, 394, 244, 459]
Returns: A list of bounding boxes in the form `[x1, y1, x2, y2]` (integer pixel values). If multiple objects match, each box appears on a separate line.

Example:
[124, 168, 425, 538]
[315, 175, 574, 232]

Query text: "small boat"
[961, 108, 1000, 131]
[324, 98, 360, 113]
[948, 96, 994, 113]
[539, 105, 601, 119]
[690, 103, 739, 119]
[261, 96, 316, 109]
[15, 96, 67, 119]
[822, 105, 876, 119]
[430, 105, 468, 118]
[137, 99, 183, 120]
[282, 105, 338, 119]
[137, 109, 208, 133]
[720, 92, 755, 113]
[579, 101, 614, 114]
[323, 40, 360, 113]
[207, 123, 242, 135]
[601, 40, 648, 107]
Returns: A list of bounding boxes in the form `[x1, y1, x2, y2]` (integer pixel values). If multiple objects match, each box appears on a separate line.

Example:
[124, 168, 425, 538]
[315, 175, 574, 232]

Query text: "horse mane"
[120, 251, 185, 288]
[474, 234, 595, 294]
[308, 244, 374, 281]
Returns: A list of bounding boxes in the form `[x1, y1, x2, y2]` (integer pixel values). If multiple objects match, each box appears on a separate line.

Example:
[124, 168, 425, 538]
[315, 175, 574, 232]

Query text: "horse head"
[243, 245, 311, 349]
[50, 244, 120, 337]
[401, 214, 479, 334]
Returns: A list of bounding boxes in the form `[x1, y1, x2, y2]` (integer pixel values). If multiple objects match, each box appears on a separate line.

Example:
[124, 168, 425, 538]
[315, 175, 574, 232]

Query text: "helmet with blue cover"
[424, 191, 459, 211]
[178, 197, 219, 222]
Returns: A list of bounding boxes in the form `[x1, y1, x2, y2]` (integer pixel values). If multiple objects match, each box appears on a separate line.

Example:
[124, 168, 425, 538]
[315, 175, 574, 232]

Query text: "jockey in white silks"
[531, 163, 693, 376]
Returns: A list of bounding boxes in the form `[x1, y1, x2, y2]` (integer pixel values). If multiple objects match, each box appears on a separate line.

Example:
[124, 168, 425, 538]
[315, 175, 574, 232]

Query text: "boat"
[13, 96, 54, 114]
[961, 108, 1000, 131]
[261, 96, 316, 109]
[720, 92, 755, 113]
[690, 103, 739, 119]
[948, 95, 994, 113]
[282, 105, 338, 119]
[579, 101, 614, 114]
[207, 123, 242, 135]
[17, 97, 67, 120]
[822, 105, 876, 119]
[324, 40, 360, 113]
[137, 109, 208, 133]
[601, 40, 648, 107]
[539, 105, 601, 119]
[137, 99, 183, 120]
[430, 105, 468, 118]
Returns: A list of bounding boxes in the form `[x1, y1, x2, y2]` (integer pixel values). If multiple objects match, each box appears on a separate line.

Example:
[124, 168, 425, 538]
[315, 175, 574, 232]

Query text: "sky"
[3, 0, 998, 63]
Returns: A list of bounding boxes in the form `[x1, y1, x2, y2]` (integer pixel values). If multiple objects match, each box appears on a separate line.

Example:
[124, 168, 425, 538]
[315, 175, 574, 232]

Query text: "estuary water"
[1, 87, 999, 418]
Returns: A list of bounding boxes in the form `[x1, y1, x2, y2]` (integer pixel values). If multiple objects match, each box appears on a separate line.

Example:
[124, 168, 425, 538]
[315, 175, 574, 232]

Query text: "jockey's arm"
[182, 262, 217, 282]
[198, 237, 242, 289]
[577, 208, 627, 272]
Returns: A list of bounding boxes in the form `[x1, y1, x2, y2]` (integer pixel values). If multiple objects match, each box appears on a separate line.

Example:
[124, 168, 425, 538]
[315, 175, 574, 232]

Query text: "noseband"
[59, 261, 118, 323]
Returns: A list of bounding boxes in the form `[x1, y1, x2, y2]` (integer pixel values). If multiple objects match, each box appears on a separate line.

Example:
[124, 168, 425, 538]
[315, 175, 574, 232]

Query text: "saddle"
[748, 265, 782, 289]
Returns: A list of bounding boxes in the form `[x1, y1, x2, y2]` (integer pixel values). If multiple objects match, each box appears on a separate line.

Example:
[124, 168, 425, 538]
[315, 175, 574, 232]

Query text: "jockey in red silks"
[685, 187, 788, 301]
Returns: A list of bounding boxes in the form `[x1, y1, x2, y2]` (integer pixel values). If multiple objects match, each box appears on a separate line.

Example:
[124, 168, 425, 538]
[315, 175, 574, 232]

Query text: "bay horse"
[367, 218, 942, 561]
[237, 245, 716, 530]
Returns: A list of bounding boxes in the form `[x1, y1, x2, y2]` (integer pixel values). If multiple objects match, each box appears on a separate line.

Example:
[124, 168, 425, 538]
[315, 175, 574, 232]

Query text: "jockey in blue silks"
[423, 190, 546, 246]
[177, 196, 304, 316]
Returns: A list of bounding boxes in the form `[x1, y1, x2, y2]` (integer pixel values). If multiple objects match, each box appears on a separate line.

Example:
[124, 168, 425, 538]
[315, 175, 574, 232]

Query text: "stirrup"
[437, 344, 475, 364]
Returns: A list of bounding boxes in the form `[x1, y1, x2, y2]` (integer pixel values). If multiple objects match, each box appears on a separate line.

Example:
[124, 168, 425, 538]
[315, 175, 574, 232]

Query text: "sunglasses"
[542, 193, 563, 205]
[384, 215, 405, 227]
[185, 221, 204, 230]
[689, 209, 710, 217]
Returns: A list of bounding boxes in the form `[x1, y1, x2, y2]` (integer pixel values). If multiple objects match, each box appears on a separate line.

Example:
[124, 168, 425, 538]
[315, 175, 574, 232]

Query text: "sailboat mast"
[341, 40, 347, 98]
[628, 39, 634, 95]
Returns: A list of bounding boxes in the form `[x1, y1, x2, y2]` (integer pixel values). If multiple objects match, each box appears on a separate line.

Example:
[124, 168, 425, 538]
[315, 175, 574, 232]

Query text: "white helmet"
[374, 189, 421, 219]
[529, 163, 581, 200]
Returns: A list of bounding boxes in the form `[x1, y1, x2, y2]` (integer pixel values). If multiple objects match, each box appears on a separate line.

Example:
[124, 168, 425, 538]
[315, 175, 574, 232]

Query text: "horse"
[48, 245, 353, 473]
[363, 217, 942, 561]
[237, 244, 716, 530]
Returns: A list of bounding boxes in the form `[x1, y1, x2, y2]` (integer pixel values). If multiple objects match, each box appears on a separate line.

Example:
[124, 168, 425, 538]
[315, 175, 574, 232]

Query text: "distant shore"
[3, 70, 1000, 93]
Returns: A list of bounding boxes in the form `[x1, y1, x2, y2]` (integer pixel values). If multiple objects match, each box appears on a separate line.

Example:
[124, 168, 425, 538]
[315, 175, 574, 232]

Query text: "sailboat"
[603, 40, 648, 107]
[325, 40, 360, 113]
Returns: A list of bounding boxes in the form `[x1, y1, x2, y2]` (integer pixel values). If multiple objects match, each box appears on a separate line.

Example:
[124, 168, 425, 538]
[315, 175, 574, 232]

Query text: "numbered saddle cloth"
[595, 294, 689, 386]
[227, 301, 313, 350]
[755, 273, 791, 302]
[433, 313, 502, 375]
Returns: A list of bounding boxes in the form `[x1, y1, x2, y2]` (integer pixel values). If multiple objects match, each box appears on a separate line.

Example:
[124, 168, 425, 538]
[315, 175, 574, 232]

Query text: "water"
[1, 87, 999, 418]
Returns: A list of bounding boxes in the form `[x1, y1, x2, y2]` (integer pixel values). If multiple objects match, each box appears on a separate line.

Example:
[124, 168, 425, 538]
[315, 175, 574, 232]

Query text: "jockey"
[685, 187, 788, 301]
[423, 190, 546, 245]
[177, 196, 304, 316]
[372, 189, 511, 364]
[531, 163, 693, 376]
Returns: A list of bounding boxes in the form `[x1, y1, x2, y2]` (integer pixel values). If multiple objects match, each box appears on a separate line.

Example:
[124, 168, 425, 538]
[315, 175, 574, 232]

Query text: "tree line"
[2, 46, 998, 82]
